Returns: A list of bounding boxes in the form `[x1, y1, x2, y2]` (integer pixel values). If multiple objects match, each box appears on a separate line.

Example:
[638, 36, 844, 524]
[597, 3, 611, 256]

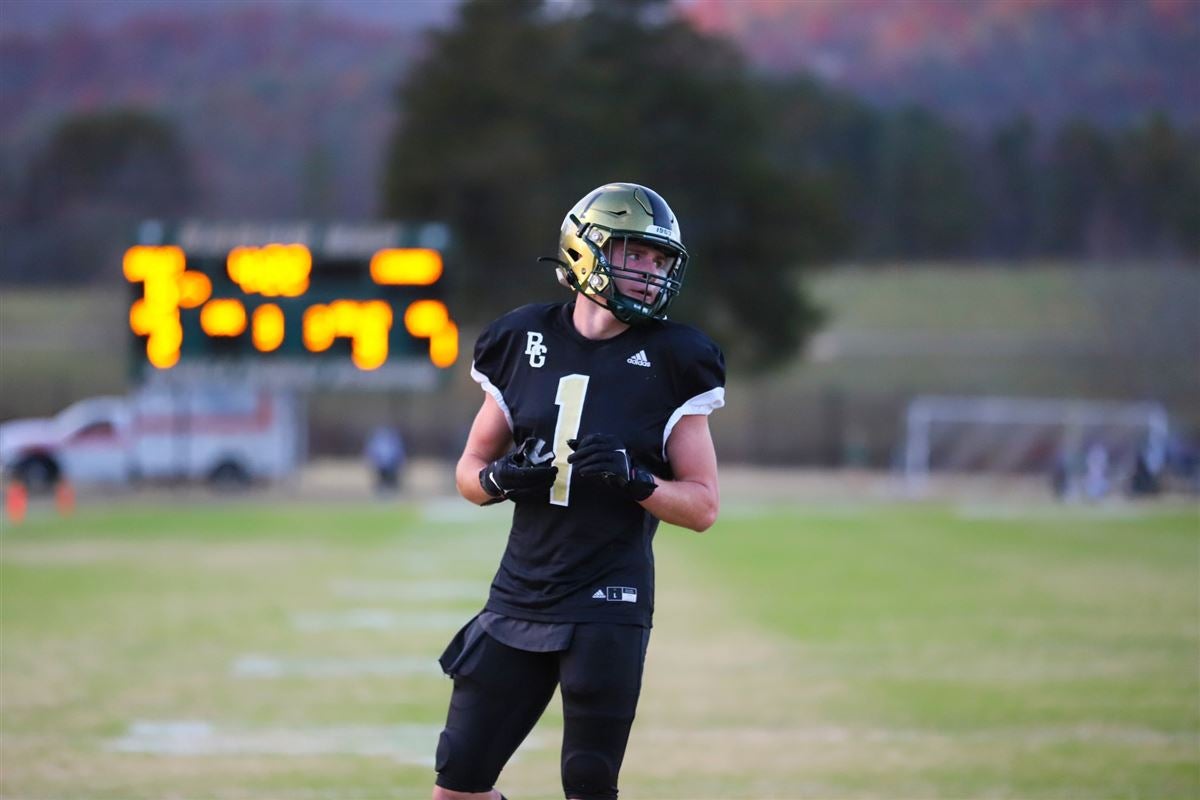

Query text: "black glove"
[479, 437, 557, 503]
[567, 433, 657, 501]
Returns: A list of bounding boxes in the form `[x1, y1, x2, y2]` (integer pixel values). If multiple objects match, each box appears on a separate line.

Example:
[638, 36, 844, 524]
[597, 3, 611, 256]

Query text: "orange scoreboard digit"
[125, 221, 458, 389]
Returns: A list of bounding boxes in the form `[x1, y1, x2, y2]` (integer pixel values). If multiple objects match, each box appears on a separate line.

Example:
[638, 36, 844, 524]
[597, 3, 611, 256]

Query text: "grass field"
[2, 492, 1197, 799]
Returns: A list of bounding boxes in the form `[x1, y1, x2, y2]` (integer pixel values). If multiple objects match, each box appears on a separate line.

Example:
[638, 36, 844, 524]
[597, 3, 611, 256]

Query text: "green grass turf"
[1, 498, 1197, 798]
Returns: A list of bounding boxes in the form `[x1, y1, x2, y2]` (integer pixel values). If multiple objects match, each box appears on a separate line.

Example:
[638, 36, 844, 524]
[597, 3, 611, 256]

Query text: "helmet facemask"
[561, 216, 688, 324]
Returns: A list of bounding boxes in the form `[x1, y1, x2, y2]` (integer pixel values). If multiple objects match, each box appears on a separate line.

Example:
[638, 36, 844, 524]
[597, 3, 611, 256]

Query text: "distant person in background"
[1083, 442, 1109, 500]
[1129, 437, 1165, 497]
[1050, 449, 1072, 500]
[431, 183, 724, 800]
[364, 425, 405, 493]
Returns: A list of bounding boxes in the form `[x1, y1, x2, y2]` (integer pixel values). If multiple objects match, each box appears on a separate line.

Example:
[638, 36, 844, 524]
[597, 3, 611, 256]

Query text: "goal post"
[902, 395, 1170, 491]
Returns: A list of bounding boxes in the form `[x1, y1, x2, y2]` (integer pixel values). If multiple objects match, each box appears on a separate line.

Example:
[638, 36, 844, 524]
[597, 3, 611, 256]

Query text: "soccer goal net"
[902, 395, 1170, 490]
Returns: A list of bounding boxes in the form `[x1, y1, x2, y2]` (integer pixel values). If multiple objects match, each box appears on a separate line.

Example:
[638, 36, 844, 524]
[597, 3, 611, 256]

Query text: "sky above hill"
[6, 0, 1195, 128]
[0, 0, 458, 35]
[679, 0, 1199, 127]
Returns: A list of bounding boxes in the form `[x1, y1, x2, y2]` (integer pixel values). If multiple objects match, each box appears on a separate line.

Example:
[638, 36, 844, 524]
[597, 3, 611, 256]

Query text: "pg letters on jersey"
[524, 331, 548, 368]
[469, 302, 725, 627]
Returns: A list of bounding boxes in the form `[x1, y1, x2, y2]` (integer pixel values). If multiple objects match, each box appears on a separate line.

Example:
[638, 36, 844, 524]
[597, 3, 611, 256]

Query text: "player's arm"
[455, 393, 513, 505]
[639, 413, 719, 532]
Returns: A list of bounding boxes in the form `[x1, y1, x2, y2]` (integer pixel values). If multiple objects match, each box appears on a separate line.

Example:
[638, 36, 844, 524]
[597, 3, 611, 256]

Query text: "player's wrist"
[479, 462, 506, 499]
[567, 434, 658, 501]
[477, 439, 559, 505]
[627, 464, 657, 501]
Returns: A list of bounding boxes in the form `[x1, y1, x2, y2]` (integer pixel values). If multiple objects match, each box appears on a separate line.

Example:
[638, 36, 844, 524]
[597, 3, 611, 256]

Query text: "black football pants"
[434, 623, 650, 800]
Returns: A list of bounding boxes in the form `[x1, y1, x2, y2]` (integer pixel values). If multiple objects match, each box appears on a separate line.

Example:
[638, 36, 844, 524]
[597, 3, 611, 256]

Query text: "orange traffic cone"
[5, 481, 28, 526]
[55, 481, 75, 517]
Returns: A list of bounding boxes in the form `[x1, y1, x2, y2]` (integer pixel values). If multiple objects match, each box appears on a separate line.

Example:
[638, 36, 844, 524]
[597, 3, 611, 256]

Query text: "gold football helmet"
[548, 182, 688, 324]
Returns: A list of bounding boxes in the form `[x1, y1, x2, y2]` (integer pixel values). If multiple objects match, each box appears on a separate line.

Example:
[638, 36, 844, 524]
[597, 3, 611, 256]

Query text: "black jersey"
[471, 301, 725, 627]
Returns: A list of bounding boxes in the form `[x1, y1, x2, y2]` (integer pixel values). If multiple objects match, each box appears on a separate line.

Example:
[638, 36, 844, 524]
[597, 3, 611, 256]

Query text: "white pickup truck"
[0, 386, 304, 492]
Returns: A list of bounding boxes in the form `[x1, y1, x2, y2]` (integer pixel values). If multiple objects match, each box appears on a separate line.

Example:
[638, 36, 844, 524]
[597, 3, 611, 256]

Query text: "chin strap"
[608, 295, 654, 324]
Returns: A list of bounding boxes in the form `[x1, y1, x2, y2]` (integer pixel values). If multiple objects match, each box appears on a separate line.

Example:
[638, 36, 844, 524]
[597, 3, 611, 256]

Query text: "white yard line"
[420, 499, 494, 523]
[954, 502, 1155, 521]
[718, 501, 873, 521]
[637, 724, 1197, 748]
[107, 720, 544, 763]
[375, 546, 500, 572]
[327, 578, 484, 602]
[290, 609, 468, 632]
[230, 654, 443, 678]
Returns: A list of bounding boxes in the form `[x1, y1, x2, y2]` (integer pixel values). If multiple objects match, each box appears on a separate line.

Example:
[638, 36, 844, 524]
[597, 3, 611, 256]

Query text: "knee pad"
[434, 728, 495, 794]
[562, 750, 618, 800]
[434, 729, 452, 773]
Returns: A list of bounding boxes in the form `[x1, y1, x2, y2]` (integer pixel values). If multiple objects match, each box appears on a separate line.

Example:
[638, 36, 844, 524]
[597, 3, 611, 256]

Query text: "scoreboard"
[125, 220, 458, 389]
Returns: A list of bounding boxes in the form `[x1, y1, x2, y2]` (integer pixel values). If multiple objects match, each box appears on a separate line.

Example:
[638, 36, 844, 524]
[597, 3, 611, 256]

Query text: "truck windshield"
[55, 398, 125, 437]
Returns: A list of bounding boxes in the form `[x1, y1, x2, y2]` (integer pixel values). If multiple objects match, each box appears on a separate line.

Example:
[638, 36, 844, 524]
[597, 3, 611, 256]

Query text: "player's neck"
[571, 296, 630, 341]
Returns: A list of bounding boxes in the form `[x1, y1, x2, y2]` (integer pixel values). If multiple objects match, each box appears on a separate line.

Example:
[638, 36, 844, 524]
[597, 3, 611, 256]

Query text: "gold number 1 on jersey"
[551, 373, 589, 506]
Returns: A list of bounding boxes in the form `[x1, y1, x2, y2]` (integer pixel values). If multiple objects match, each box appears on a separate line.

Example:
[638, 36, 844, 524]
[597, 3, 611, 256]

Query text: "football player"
[432, 183, 725, 800]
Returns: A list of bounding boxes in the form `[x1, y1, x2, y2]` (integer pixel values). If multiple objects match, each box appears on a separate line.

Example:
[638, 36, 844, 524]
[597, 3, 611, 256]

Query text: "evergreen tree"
[383, 0, 844, 371]
[866, 107, 980, 258]
[1045, 120, 1118, 257]
[7, 109, 193, 283]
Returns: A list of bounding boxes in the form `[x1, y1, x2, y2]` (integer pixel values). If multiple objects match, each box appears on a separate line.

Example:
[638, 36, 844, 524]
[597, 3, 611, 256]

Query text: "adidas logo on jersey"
[592, 586, 638, 603]
[626, 350, 651, 367]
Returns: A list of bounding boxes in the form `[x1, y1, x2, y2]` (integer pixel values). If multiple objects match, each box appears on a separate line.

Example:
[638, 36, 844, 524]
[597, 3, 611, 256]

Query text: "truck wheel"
[14, 455, 60, 495]
[208, 460, 251, 491]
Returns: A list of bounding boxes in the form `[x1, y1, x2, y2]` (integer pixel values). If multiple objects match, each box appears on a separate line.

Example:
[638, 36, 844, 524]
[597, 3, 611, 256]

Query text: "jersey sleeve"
[662, 334, 726, 458]
[470, 317, 517, 430]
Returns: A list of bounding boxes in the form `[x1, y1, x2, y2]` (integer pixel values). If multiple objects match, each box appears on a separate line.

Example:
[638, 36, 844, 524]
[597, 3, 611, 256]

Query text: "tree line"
[772, 85, 1199, 262]
[6, 0, 1197, 370]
